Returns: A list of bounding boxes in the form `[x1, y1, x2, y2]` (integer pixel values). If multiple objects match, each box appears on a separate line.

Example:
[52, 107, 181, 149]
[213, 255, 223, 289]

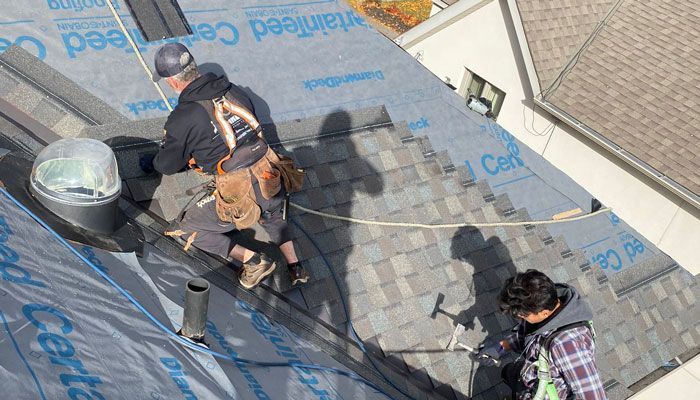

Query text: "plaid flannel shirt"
[504, 325, 607, 400]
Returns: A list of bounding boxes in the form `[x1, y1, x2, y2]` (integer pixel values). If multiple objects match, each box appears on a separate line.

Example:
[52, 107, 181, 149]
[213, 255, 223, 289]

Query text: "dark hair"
[498, 269, 558, 318]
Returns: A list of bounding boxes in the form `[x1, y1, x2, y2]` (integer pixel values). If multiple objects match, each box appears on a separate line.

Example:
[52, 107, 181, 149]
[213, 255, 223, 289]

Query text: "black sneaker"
[288, 262, 310, 286]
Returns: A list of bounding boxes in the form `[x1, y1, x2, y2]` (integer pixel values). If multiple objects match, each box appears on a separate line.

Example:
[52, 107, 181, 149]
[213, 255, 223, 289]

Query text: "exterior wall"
[544, 121, 700, 274]
[403, 0, 552, 154]
[400, 0, 700, 273]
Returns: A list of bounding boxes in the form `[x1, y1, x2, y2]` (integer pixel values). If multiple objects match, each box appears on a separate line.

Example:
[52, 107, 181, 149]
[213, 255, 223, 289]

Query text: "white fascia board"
[505, 0, 541, 96]
[536, 98, 700, 211]
[395, 0, 492, 49]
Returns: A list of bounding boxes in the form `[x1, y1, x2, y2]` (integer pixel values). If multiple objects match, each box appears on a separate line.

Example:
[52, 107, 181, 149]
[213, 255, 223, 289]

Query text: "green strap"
[533, 354, 559, 400]
[533, 345, 561, 400]
[532, 321, 595, 399]
[545, 381, 559, 400]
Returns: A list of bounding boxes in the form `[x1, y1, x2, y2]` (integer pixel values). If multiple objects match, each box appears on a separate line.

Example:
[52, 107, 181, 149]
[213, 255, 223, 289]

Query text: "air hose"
[0, 187, 393, 399]
[290, 219, 417, 400]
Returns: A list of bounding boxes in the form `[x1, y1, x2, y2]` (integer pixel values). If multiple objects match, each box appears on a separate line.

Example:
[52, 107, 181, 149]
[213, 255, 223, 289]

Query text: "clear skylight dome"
[31, 138, 121, 206]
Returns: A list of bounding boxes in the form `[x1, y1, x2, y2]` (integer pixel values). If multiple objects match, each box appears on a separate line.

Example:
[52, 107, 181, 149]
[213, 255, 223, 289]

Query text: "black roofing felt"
[0, 1, 698, 398]
[0, 161, 405, 399]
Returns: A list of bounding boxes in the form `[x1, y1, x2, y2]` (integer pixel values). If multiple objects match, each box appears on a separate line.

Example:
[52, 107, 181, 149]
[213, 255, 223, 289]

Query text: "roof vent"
[123, 0, 192, 42]
[30, 138, 121, 234]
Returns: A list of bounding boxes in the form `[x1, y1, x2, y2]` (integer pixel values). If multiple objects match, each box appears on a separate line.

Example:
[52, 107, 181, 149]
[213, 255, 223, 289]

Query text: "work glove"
[139, 154, 155, 174]
[478, 342, 505, 361]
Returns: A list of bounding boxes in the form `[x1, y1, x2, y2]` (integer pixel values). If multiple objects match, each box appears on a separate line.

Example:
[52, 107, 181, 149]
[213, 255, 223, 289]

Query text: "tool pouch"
[263, 148, 305, 193]
[214, 169, 260, 229]
[251, 149, 282, 200]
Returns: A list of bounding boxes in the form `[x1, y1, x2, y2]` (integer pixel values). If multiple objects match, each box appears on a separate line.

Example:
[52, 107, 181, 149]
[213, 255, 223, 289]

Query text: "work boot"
[288, 262, 310, 286]
[239, 253, 276, 289]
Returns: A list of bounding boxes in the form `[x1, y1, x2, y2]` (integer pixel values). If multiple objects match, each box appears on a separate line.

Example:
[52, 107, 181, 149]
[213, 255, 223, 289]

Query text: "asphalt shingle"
[278, 121, 699, 399]
[518, 0, 700, 195]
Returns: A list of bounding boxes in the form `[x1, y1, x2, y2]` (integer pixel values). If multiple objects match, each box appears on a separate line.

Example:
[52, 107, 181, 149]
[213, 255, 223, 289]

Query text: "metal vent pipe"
[181, 278, 210, 340]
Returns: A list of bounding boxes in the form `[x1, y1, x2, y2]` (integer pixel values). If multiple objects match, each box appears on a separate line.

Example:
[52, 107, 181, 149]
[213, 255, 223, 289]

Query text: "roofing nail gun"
[446, 323, 501, 367]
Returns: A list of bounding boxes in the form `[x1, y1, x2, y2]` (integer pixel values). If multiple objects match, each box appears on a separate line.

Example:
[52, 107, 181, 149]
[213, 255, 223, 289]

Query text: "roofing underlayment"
[1, 1, 698, 399]
[0, 156, 386, 399]
[515, 0, 700, 198]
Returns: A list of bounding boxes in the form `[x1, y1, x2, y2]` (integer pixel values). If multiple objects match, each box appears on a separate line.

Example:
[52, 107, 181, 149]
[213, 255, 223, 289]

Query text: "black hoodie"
[153, 73, 258, 175]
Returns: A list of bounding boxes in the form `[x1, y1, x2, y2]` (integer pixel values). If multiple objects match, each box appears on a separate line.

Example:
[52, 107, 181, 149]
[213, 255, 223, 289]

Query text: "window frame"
[458, 67, 506, 119]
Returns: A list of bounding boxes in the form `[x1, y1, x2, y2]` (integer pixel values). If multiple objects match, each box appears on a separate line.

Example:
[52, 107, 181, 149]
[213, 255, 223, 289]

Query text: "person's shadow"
[448, 226, 517, 398]
[269, 111, 385, 329]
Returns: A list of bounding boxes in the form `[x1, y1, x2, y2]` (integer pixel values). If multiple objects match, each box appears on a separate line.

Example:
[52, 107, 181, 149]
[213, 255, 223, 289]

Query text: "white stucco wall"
[398, 0, 700, 273]
[401, 0, 552, 154]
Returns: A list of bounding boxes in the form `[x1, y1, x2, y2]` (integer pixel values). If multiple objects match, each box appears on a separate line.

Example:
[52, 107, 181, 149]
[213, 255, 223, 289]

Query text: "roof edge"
[536, 98, 700, 211]
[395, 0, 492, 49]
[431, 0, 452, 12]
[263, 105, 393, 145]
[505, 0, 541, 95]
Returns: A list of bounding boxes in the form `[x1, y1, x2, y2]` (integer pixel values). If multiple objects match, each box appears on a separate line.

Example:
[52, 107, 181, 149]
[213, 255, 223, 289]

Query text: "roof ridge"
[539, 0, 626, 100]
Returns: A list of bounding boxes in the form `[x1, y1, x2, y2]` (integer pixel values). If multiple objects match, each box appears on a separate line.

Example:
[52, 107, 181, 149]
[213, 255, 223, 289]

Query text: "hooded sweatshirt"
[153, 73, 265, 175]
[505, 284, 606, 400]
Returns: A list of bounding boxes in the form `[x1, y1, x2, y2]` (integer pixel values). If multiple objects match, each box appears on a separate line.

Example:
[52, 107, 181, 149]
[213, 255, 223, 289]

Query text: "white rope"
[106, 0, 173, 112]
[290, 202, 611, 229]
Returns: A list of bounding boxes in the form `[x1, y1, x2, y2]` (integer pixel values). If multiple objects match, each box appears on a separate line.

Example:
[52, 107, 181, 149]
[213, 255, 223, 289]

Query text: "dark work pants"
[175, 179, 290, 259]
[501, 360, 527, 399]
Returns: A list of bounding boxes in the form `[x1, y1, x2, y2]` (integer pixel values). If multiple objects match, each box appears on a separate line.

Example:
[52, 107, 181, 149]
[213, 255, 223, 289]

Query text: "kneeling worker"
[150, 43, 309, 289]
[479, 269, 607, 399]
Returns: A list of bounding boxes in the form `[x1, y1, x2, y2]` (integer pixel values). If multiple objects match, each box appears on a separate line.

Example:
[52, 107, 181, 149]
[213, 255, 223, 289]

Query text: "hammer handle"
[456, 343, 501, 366]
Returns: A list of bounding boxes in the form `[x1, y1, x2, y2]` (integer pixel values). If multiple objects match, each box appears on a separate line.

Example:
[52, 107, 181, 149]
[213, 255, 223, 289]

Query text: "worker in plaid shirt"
[479, 269, 607, 400]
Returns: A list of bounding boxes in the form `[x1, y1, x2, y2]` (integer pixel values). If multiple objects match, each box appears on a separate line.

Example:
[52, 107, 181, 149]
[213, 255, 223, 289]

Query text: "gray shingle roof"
[516, 0, 700, 196]
[515, 0, 616, 90]
[87, 103, 699, 398]
[265, 117, 699, 399]
[0, 46, 127, 128]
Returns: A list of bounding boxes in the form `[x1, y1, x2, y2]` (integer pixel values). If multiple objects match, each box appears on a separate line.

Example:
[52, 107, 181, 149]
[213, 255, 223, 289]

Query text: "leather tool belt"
[214, 147, 305, 229]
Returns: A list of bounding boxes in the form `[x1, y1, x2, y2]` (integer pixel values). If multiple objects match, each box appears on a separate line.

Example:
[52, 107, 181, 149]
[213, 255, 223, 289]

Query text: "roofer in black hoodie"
[148, 43, 309, 289]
